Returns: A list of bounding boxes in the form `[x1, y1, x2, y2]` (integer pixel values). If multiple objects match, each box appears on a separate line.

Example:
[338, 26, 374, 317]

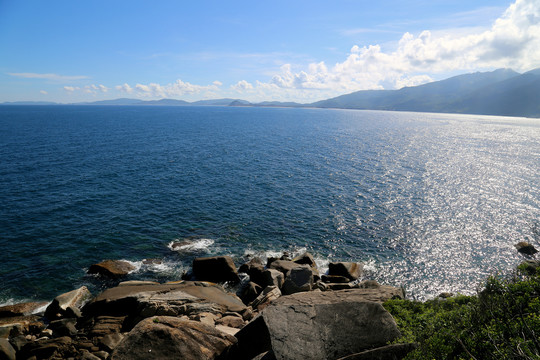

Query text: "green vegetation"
[384, 266, 540, 359]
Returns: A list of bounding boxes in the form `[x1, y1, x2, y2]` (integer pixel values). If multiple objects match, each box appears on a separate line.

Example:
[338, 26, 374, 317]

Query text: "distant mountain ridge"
[311, 68, 540, 117]
[2, 68, 539, 117]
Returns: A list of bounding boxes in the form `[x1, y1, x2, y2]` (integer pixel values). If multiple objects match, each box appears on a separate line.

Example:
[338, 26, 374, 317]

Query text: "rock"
[515, 241, 538, 256]
[321, 275, 350, 284]
[250, 286, 282, 312]
[292, 252, 317, 268]
[47, 318, 78, 337]
[0, 339, 16, 360]
[110, 317, 236, 360]
[0, 315, 42, 339]
[231, 290, 401, 360]
[324, 283, 356, 291]
[519, 260, 540, 275]
[357, 280, 381, 289]
[335, 343, 418, 360]
[215, 324, 240, 336]
[45, 286, 93, 320]
[261, 269, 285, 289]
[281, 266, 313, 295]
[83, 282, 246, 327]
[18, 336, 75, 360]
[89, 316, 126, 338]
[268, 260, 298, 276]
[215, 315, 246, 329]
[8, 335, 28, 352]
[81, 350, 102, 360]
[191, 312, 220, 327]
[99, 332, 125, 352]
[328, 262, 363, 281]
[438, 292, 454, 299]
[88, 260, 136, 279]
[0, 302, 48, 318]
[239, 282, 263, 304]
[239, 258, 266, 286]
[142, 258, 162, 265]
[93, 350, 110, 360]
[192, 256, 241, 283]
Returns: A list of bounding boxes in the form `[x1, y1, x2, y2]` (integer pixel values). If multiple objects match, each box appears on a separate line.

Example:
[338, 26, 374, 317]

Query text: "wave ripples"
[0, 106, 538, 302]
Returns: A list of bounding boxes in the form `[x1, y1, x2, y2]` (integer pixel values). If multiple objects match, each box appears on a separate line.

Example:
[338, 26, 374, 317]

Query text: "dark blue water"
[1, 106, 539, 302]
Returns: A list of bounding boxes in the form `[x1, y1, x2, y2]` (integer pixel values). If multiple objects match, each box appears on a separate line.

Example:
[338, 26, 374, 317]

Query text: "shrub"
[384, 268, 540, 359]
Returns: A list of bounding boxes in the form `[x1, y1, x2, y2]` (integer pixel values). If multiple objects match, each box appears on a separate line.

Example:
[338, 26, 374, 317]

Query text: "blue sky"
[1, 0, 539, 103]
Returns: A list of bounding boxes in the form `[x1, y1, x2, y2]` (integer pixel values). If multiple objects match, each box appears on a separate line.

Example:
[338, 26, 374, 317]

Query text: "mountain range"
[2, 68, 540, 118]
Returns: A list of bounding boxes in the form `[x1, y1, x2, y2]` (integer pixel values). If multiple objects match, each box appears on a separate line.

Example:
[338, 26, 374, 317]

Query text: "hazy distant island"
[3, 68, 540, 118]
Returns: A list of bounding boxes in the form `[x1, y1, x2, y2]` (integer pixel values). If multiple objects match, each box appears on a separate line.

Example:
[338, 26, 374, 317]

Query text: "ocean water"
[1, 105, 539, 303]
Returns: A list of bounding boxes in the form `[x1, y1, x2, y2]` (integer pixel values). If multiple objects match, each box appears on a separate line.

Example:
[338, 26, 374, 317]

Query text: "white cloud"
[64, 84, 109, 95]
[8, 72, 89, 81]
[115, 83, 133, 93]
[231, 80, 254, 91]
[121, 79, 221, 98]
[81, 84, 109, 94]
[246, 0, 540, 101]
[39, 90, 47, 95]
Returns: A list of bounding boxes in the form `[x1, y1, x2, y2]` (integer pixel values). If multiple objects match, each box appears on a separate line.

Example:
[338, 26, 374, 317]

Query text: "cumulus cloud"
[119, 79, 222, 98]
[115, 83, 133, 93]
[231, 80, 254, 91]
[63, 84, 108, 95]
[249, 0, 540, 101]
[8, 72, 88, 81]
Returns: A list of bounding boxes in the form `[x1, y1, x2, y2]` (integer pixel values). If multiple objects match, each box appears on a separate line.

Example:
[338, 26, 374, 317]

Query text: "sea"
[1, 105, 539, 304]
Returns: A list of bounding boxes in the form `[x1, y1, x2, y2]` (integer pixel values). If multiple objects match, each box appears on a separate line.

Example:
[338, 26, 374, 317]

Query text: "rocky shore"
[0, 252, 415, 360]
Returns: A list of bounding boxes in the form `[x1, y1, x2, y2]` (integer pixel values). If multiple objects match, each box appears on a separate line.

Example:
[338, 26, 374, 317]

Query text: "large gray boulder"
[110, 317, 236, 360]
[231, 290, 401, 360]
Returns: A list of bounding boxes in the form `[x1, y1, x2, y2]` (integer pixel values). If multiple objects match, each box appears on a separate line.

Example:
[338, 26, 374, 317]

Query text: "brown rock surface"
[83, 281, 246, 320]
[110, 317, 236, 360]
[0, 302, 48, 318]
[88, 260, 136, 279]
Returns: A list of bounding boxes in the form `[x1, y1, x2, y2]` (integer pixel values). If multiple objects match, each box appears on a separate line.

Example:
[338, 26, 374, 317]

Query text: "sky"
[1, 0, 539, 103]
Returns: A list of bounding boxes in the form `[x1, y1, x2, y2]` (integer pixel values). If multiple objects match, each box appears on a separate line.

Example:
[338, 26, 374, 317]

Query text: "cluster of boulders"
[0, 253, 414, 360]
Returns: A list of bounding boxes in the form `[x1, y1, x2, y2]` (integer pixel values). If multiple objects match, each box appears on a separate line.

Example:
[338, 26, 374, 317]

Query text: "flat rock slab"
[232, 289, 401, 360]
[88, 260, 136, 279]
[84, 281, 246, 318]
[0, 302, 48, 318]
[111, 317, 236, 360]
